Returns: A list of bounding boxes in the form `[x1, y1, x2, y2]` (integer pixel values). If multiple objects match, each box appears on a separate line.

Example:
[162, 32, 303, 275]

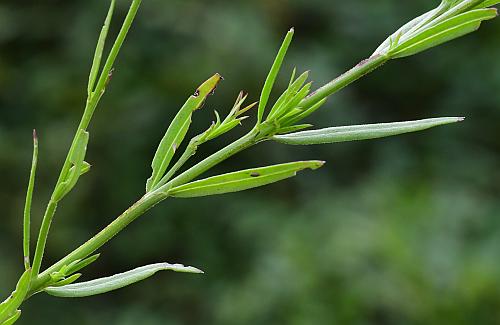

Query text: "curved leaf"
[272, 117, 463, 145]
[45, 263, 202, 298]
[168, 161, 324, 198]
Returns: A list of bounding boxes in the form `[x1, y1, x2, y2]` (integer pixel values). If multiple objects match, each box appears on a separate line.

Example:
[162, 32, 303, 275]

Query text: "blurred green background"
[1, 0, 500, 324]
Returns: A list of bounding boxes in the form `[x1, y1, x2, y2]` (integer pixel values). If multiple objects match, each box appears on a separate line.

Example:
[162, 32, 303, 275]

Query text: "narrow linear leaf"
[267, 70, 309, 120]
[66, 254, 101, 275]
[258, 28, 294, 122]
[45, 263, 203, 298]
[88, 0, 116, 95]
[273, 117, 464, 145]
[168, 160, 325, 198]
[146, 74, 222, 192]
[274, 82, 312, 120]
[0, 269, 31, 323]
[280, 98, 328, 127]
[391, 9, 497, 58]
[374, 4, 446, 54]
[51, 274, 82, 287]
[23, 130, 38, 270]
[474, 0, 500, 8]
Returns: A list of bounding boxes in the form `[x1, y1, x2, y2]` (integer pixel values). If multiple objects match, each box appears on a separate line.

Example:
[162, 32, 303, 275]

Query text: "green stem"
[300, 54, 389, 109]
[30, 0, 142, 279]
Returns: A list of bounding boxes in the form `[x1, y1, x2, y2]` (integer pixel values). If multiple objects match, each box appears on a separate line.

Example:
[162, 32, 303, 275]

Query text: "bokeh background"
[1, 0, 500, 324]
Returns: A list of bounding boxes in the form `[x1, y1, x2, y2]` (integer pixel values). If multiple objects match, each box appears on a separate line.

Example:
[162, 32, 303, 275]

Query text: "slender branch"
[30, 50, 388, 290]
[30, 0, 142, 279]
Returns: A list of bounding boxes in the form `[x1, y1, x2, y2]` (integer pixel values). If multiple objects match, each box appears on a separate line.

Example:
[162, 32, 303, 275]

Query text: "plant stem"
[30, 0, 142, 279]
[30, 38, 387, 293]
[300, 54, 389, 109]
[29, 51, 388, 289]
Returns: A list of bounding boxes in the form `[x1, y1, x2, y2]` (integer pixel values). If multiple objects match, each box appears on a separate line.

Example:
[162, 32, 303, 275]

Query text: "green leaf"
[53, 130, 89, 201]
[23, 130, 38, 270]
[66, 254, 101, 275]
[374, 4, 447, 55]
[0, 269, 31, 323]
[390, 8, 497, 58]
[88, 0, 115, 95]
[1, 310, 21, 325]
[275, 82, 312, 120]
[168, 161, 325, 198]
[257, 28, 294, 123]
[267, 70, 309, 120]
[50, 274, 82, 287]
[45, 263, 203, 298]
[273, 117, 464, 145]
[474, 0, 500, 8]
[146, 74, 222, 192]
[279, 98, 328, 127]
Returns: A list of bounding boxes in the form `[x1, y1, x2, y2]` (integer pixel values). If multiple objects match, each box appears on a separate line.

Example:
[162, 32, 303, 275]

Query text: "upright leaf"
[266, 70, 309, 120]
[146, 74, 222, 192]
[273, 117, 464, 145]
[45, 263, 202, 298]
[88, 0, 116, 95]
[168, 161, 325, 198]
[257, 28, 294, 122]
[23, 130, 38, 270]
